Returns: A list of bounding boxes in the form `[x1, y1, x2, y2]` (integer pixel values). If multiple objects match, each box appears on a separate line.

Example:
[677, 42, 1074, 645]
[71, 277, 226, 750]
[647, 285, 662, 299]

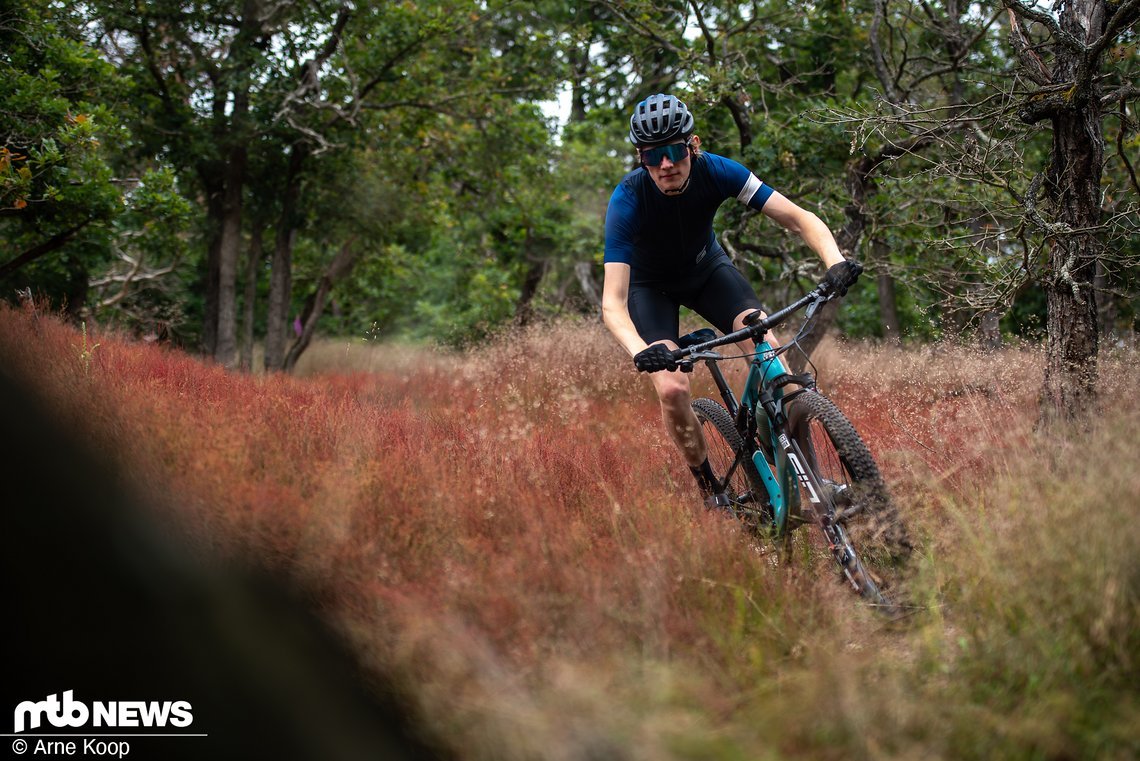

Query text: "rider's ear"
[689, 134, 702, 153]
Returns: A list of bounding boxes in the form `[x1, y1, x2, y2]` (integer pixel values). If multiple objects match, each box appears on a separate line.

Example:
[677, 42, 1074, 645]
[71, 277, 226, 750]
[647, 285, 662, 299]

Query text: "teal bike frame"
[673, 284, 902, 609]
[676, 289, 827, 536]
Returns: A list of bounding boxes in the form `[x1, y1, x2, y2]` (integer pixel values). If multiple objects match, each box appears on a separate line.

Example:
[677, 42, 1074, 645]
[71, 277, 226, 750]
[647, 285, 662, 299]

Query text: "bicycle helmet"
[628, 93, 694, 147]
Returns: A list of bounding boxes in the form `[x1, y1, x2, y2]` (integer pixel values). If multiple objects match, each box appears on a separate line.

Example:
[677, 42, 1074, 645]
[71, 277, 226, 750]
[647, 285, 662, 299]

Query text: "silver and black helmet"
[628, 93, 695, 146]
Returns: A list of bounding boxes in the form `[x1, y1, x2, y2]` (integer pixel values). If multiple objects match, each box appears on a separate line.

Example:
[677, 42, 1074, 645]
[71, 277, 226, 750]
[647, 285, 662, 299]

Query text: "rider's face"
[641, 139, 694, 195]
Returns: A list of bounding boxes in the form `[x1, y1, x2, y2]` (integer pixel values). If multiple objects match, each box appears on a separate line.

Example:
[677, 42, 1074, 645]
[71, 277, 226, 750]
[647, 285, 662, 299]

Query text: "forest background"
[3, 0, 1138, 418]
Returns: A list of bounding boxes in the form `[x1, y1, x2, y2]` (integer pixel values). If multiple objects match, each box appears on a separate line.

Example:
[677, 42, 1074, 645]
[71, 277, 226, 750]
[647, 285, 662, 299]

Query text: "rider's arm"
[759, 190, 846, 269]
[602, 262, 650, 357]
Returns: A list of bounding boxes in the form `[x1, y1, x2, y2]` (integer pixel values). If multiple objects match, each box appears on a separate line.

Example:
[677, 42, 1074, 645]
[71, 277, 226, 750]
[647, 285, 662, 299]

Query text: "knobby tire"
[786, 390, 912, 611]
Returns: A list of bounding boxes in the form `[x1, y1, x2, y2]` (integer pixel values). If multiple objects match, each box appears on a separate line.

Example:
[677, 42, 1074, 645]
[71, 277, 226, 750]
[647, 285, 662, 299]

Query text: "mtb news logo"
[13, 691, 193, 734]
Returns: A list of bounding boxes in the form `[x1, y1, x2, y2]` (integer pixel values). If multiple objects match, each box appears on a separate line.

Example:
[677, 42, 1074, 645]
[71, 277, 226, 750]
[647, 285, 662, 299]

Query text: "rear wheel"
[785, 391, 912, 611]
[691, 398, 769, 529]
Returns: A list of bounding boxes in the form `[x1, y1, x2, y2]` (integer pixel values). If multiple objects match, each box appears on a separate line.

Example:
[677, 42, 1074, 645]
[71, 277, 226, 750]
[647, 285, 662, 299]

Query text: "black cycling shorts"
[627, 261, 765, 345]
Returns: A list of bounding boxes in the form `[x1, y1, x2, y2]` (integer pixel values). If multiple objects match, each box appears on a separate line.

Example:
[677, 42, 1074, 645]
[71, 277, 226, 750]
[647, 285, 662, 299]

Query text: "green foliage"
[2, 0, 1135, 351]
[1, 0, 191, 315]
[0, 1, 122, 297]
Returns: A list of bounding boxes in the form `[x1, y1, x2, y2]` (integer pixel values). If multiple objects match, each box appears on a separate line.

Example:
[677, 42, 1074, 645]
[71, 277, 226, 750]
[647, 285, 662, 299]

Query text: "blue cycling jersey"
[604, 152, 774, 282]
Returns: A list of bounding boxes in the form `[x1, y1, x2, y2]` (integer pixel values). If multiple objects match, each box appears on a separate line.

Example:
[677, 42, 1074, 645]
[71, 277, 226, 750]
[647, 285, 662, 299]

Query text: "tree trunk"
[574, 261, 602, 312]
[514, 258, 547, 327]
[265, 146, 307, 372]
[790, 152, 878, 369]
[978, 309, 1002, 350]
[1095, 257, 1116, 344]
[1040, 106, 1102, 422]
[213, 146, 246, 369]
[283, 238, 361, 373]
[201, 179, 224, 357]
[1037, 1, 1107, 424]
[877, 272, 901, 344]
[722, 94, 753, 152]
[240, 223, 264, 372]
[872, 239, 901, 343]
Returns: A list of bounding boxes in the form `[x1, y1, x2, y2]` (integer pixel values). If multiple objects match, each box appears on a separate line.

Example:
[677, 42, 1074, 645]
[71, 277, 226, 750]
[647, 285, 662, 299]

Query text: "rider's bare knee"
[655, 373, 691, 410]
[734, 308, 767, 331]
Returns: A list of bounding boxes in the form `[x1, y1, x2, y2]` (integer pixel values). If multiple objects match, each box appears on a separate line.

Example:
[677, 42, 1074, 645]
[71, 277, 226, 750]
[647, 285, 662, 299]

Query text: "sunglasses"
[639, 141, 691, 167]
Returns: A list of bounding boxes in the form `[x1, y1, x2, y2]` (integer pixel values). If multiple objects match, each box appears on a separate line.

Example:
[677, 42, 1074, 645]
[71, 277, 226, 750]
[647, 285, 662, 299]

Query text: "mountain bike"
[671, 281, 912, 610]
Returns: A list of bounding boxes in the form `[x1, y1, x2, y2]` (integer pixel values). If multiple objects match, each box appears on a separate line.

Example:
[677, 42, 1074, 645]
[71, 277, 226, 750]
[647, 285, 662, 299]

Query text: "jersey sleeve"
[703, 153, 775, 212]
[603, 183, 638, 265]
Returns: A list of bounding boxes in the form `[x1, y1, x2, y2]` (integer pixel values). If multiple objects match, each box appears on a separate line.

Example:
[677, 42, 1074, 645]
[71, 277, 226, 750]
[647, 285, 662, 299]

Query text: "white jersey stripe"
[737, 172, 763, 205]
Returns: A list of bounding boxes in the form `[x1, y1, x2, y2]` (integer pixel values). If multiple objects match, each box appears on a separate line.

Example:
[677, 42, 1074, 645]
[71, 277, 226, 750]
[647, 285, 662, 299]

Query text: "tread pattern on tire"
[786, 391, 912, 562]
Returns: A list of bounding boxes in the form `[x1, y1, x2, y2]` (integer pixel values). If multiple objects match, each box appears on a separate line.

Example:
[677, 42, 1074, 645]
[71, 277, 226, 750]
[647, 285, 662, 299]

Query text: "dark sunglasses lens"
[642, 143, 688, 166]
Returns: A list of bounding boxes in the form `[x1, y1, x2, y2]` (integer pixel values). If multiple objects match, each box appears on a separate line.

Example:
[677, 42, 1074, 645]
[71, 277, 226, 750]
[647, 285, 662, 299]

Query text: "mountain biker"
[602, 93, 862, 509]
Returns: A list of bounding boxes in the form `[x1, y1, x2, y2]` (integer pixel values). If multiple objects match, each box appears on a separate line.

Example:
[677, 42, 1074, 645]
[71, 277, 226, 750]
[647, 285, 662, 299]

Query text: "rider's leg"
[647, 340, 705, 467]
[724, 308, 783, 385]
[732, 307, 782, 348]
[644, 341, 723, 496]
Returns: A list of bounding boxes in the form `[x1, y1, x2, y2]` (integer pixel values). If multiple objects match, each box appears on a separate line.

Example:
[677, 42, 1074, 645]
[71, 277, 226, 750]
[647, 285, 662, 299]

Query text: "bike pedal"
[704, 492, 734, 512]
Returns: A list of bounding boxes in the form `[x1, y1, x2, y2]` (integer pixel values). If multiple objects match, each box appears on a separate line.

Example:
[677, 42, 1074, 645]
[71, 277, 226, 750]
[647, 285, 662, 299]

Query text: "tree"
[1003, 0, 1139, 421]
[0, 0, 188, 318]
[93, 0, 568, 368]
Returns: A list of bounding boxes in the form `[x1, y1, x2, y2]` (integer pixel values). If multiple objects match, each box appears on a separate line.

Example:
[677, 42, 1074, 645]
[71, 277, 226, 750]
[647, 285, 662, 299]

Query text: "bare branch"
[1002, 0, 1086, 53]
[1087, 0, 1140, 61]
[93, 250, 179, 309]
[1006, 8, 1054, 85]
[0, 221, 94, 278]
[1116, 100, 1140, 196]
[870, 0, 903, 103]
[272, 4, 352, 127]
[1100, 84, 1140, 108]
[687, 0, 718, 65]
[595, 0, 686, 56]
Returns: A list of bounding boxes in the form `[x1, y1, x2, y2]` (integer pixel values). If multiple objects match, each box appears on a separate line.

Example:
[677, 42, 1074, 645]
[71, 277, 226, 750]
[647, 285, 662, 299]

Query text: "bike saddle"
[676, 327, 717, 349]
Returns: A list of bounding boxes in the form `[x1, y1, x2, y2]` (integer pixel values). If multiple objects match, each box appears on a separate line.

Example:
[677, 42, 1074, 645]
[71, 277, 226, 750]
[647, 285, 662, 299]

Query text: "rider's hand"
[821, 260, 863, 296]
[633, 344, 678, 373]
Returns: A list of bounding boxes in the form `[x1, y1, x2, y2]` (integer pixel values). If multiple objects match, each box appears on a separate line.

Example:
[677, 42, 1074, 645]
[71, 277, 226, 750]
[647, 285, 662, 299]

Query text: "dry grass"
[2, 304, 1137, 760]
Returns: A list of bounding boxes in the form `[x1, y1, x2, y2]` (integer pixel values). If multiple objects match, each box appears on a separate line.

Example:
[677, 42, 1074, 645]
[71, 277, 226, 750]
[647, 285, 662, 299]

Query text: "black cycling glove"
[633, 344, 678, 373]
[821, 260, 864, 297]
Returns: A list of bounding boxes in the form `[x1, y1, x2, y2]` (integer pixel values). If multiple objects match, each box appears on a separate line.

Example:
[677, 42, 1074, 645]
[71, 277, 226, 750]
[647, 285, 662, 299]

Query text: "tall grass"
[2, 304, 1137, 760]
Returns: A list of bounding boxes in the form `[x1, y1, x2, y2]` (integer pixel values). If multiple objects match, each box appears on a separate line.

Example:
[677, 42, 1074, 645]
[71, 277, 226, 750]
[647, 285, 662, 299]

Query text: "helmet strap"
[663, 174, 691, 195]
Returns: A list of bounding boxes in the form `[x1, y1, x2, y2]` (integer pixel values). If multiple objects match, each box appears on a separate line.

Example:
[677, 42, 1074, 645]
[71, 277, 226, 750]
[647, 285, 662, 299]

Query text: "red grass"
[6, 304, 1129, 758]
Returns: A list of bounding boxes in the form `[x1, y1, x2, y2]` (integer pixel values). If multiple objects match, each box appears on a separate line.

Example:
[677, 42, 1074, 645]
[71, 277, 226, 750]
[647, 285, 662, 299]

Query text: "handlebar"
[671, 283, 836, 366]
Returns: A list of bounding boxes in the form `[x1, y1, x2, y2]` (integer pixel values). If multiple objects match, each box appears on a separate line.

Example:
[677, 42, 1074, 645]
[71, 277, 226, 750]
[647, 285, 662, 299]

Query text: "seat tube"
[704, 359, 739, 417]
[745, 340, 794, 529]
[741, 340, 788, 409]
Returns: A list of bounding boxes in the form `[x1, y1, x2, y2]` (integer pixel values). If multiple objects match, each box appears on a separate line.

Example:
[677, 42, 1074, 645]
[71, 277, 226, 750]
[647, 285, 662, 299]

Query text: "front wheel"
[785, 391, 912, 610]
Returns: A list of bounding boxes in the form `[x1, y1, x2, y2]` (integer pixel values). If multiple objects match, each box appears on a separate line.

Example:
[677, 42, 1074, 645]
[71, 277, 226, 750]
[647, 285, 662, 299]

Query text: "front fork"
[769, 410, 866, 592]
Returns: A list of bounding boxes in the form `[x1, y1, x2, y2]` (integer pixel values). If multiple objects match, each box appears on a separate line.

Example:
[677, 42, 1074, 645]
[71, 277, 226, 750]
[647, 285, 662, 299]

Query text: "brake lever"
[804, 289, 831, 320]
[673, 349, 721, 373]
